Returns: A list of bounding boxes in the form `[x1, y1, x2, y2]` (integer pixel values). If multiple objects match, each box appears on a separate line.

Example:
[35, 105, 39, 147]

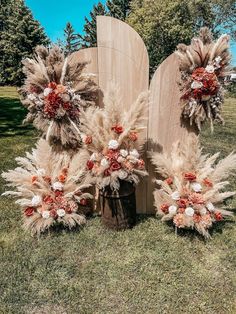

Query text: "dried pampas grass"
[150, 134, 236, 238]
[2, 139, 93, 236]
[176, 28, 231, 131]
[19, 45, 98, 151]
[80, 84, 149, 190]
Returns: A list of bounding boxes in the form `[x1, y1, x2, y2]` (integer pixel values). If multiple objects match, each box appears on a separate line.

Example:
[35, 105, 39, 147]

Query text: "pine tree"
[64, 22, 80, 54]
[106, 0, 132, 21]
[0, 0, 49, 86]
[78, 2, 107, 48]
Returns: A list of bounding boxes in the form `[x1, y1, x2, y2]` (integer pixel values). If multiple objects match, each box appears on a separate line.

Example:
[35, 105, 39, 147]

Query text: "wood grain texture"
[147, 53, 198, 213]
[97, 16, 149, 214]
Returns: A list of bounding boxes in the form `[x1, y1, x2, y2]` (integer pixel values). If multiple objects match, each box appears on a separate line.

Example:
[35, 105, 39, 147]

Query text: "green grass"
[0, 86, 236, 314]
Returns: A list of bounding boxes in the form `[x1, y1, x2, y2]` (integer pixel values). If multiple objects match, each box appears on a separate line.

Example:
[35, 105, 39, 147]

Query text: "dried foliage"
[2, 139, 93, 236]
[19, 45, 98, 151]
[176, 27, 231, 131]
[80, 85, 149, 190]
[150, 134, 236, 238]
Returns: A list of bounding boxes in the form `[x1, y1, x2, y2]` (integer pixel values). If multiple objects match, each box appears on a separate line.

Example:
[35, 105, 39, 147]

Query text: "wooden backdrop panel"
[147, 53, 197, 213]
[97, 16, 149, 213]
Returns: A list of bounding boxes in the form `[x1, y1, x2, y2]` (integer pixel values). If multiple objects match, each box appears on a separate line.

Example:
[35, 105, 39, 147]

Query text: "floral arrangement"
[2, 139, 92, 235]
[150, 134, 236, 238]
[176, 27, 231, 130]
[20, 45, 98, 150]
[80, 85, 149, 190]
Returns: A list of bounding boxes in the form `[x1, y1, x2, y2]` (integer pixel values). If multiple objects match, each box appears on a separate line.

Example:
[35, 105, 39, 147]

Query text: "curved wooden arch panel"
[96, 16, 149, 213]
[147, 53, 198, 213]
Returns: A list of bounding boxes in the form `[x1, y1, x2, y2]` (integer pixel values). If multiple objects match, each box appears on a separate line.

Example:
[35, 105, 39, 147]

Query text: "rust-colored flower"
[215, 212, 223, 221]
[80, 198, 87, 206]
[189, 192, 205, 205]
[31, 176, 38, 184]
[54, 190, 63, 197]
[165, 177, 173, 185]
[43, 195, 54, 204]
[50, 209, 58, 218]
[62, 102, 73, 111]
[203, 178, 213, 188]
[43, 176, 52, 184]
[111, 124, 124, 134]
[177, 198, 188, 208]
[85, 136, 92, 145]
[106, 149, 119, 161]
[109, 161, 121, 172]
[138, 159, 145, 169]
[184, 172, 197, 181]
[24, 207, 35, 217]
[86, 160, 94, 170]
[178, 207, 185, 214]
[193, 214, 202, 223]
[55, 84, 66, 94]
[173, 213, 186, 228]
[48, 82, 57, 89]
[192, 67, 205, 80]
[128, 131, 138, 142]
[160, 204, 169, 213]
[58, 174, 66, 183]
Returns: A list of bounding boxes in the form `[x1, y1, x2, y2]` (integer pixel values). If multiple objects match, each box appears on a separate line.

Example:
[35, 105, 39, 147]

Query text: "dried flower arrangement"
[19, 45, 98, 150]
[2, 139, 93, 236]
[80, 85, 149, 191]
[150, 134, 236, 238]
[176, 27, 231, 130]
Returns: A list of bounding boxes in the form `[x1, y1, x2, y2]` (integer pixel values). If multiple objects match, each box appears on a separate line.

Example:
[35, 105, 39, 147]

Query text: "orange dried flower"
[129, 131, 138, 142]
[85, 136, 92, 145]
[178, 207, 185, 214]
[193, 214, 202, 223]
[203, 178, 213, 188]
[160, 204, 169, 214]
[58, 174, 66, 183]
[55, 84, 66, 94]
[138, 159, 145, 169]
[24, 207, 35, 217]
[165, 177, 173, 185]
[215, 212, 223, 221]
[111, 124, 124, 134]
[31, 176, 38, 184]
[189, 192, 205, 205]
[184, 172, 197, 181]
[173, 213, 186, 228]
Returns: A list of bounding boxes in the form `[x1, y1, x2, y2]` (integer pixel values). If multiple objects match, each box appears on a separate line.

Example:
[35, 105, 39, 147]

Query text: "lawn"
[0, 86, 236, 314]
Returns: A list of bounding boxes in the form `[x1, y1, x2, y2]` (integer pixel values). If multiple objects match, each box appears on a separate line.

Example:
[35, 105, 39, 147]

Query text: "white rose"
[117, 156, 125, 163]
[61, 94, 70, 102]
[206, 202, 215, 212]
[27, 94, 36, 101]
[129, 149, 139, 159]
[73, 94, 81, 101]
[36, 168, 46, 176]
[191, 183, 202, 192]
[31, 195, 42, 207]
[101, 158, 110, 169]
[90, 153, 98, 161]
[215, 56, 222, 64]
[108, 140, 119, 150]
[191, 81, 203, 89]
[200, 207, 207, 215]
[118, 170, 128, 180]
[52, 181, 64, 191]
[168, 205, 177, 215]
[120, 149, 128, 158]
[43, 88, 52, 97]
[205, 65, 215, 73]
[57, 208, 66, 217]
[42, 210, 50, 219]
[185, 207, 195, 217]
[171, 191, 180, 201]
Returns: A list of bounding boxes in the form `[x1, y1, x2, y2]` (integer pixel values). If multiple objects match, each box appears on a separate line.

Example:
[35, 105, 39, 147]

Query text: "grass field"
[0, 86, 236, 314]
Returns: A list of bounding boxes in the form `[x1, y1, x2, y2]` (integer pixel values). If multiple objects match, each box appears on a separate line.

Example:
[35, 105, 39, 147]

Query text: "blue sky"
[26, 0, 236, 65]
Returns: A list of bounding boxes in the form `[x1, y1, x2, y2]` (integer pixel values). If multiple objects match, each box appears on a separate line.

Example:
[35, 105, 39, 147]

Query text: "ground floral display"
[176, 27, 231, 131]
[20, 45, 98, 150]
[80, 85, 148, 190]
[150, 134, 236, 238]
[2, 139, 92, 235]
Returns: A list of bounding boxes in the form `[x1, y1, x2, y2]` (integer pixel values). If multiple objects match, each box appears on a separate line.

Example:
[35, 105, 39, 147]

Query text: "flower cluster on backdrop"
[176, 27, 231, 131]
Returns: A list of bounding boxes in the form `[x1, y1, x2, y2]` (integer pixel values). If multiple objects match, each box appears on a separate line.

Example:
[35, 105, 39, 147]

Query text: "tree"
[106, 0, 132, 21]
[78, 2, 107, 48]
[64, 22, 80, 54]
[127, 0, 236, 74]
[0, 0, 49, 85]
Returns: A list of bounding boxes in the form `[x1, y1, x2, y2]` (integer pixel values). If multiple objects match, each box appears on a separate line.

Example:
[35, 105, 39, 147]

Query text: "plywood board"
[147, 53, 198, 213]
[97, 16, 149, 213]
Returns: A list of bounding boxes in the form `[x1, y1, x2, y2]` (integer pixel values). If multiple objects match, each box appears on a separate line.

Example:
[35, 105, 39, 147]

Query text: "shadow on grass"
[0, 96, 33, 137]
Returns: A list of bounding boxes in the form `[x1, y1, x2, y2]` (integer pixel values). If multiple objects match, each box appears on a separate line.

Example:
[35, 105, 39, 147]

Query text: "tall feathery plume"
[175, 28, 231, 131]
[150, 134, 236, 239]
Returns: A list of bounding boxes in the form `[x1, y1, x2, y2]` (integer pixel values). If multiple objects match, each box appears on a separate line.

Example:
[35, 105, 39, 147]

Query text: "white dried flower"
[205, 65, 215, 73]
[171, 191, 180, 201]
[43, 88, 52, 97]
[118, 169, 128, 180]
[206, 202, 215, 212]
[185, 207, 194, 217]
[27, 94, 36, 101]
[168, 205, 177, 215]
[42, 210, 50, 219]
[101, 158, 110, 169]
[191, 183, 202, 192]
[191, 81, 203, 89]
[31, 195, 42, 207]
[215, 56, 222, 64]
[52, 181, 64, 191]
[200, 207, 207, 215]
[108, 140, 119, 150]
[117, 156, 125, 163]
[57, 208, 66, 217]
[129, 149, 139, 159]
[120, 149, 128, 158]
